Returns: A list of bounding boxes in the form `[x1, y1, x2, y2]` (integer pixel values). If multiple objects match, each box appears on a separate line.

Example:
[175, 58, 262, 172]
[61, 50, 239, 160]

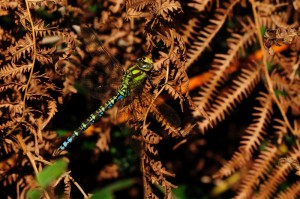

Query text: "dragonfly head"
[137, 56, 153, 72]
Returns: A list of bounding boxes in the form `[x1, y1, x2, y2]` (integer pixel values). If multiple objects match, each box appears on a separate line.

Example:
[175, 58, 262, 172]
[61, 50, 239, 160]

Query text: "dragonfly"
[54, 26, 154, 155]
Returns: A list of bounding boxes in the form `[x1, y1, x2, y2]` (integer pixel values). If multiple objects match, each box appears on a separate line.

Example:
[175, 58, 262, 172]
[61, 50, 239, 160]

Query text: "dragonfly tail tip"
[53, 148, 63, 156]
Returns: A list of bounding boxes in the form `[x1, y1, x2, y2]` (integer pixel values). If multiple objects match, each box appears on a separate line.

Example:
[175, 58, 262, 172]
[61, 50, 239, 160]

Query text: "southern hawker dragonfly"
[54, 26, 154, 155]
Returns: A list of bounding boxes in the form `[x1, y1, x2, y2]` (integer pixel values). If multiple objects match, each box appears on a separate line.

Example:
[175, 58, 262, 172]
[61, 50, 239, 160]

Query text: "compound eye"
[142, 63, 150, 69]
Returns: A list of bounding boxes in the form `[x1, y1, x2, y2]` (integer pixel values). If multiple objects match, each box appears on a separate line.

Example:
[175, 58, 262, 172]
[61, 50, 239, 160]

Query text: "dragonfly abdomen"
[54, 94, 124, 155]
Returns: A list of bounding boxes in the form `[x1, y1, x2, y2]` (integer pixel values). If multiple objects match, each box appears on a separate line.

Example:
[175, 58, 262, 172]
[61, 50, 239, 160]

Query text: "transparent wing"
[116, 91, 181, 131]
[154, 102, 181, 128]
[79, 25, 124, 102]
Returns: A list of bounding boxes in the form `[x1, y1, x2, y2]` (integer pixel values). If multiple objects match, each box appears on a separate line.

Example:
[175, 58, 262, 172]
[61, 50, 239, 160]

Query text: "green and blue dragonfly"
[54, 26, 154, 155]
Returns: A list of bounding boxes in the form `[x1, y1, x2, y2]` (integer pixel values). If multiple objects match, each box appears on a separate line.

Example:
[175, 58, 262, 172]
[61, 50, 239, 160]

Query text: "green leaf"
[101, 178, 136, 192]
[82, 140, 96, 150]
[37, 160, 67, 188]
[172, 185, 188, 199]
[266, 61, 273, 72]
[91, 178, 137, 199]
[275, 89, 288, 98]
[26, 189, 43, 199]
[260, 26, 266, 37]
[91, 191, 114, 199]
[55, 129, 69, 137]
[88, 5, 100, 14]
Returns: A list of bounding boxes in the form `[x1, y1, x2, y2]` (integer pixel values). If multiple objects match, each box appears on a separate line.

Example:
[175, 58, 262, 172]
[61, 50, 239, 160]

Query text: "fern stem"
[8, 0, 39, 152]
[20, 2, 51, 198]
[250, 0, 296, 136]
[23, 0, 37, 119]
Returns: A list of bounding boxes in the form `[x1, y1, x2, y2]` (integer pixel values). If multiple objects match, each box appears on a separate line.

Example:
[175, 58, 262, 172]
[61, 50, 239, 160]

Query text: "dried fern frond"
[179, 18, 201, 45]
[125, 0, 182, 24]
[272, 51, 299, 81]
[149, 103, 182, 137]
[276, 181, 300, 199]
[187, 0, 213, 12]
[214, 92, 273, 178]
[157, 0, 182, 21]
[196, 61, 261, 132]
[26, 0, 65, 8]
[271, 70, 300, 115]
[233, 144, 278, 199]
[0, 62, 33, 78]
[126, 0, 157, 11]
[5, 33, 34, 63]
[141, 151, 176, 198]
[192, 19, 257, 115]
[0, 1, 77, 197]
[254, 143, 300, 199]
[185, 0, 239, 67]
[273, 118, 288, 145]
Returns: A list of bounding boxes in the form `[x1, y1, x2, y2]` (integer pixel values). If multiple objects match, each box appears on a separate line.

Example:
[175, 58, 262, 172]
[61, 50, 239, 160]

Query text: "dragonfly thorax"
[117, 57, 153, 98]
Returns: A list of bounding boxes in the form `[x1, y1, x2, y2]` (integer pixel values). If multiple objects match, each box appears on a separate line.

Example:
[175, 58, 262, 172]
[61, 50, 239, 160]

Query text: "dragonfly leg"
[156, 83, 168, 88]
[147, 74, 163, 89]
[147, 71, 169, 89]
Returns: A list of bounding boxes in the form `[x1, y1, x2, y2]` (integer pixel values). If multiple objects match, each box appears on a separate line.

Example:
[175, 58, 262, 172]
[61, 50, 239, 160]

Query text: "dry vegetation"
[0, 0, 300, 198]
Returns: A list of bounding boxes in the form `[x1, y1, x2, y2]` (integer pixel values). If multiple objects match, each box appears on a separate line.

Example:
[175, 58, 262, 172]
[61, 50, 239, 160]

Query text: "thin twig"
[22, 0, 37, 121]
[69, 175, 89, 198]
[53, 171, 71, 187]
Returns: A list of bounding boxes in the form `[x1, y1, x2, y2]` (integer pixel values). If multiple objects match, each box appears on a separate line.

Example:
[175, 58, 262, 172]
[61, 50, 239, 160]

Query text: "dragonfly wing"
[79, 25, 124, 102]
[80, 25, 123, 74]
[116, 91, 181, 131]
[154, 102, 181, 128]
